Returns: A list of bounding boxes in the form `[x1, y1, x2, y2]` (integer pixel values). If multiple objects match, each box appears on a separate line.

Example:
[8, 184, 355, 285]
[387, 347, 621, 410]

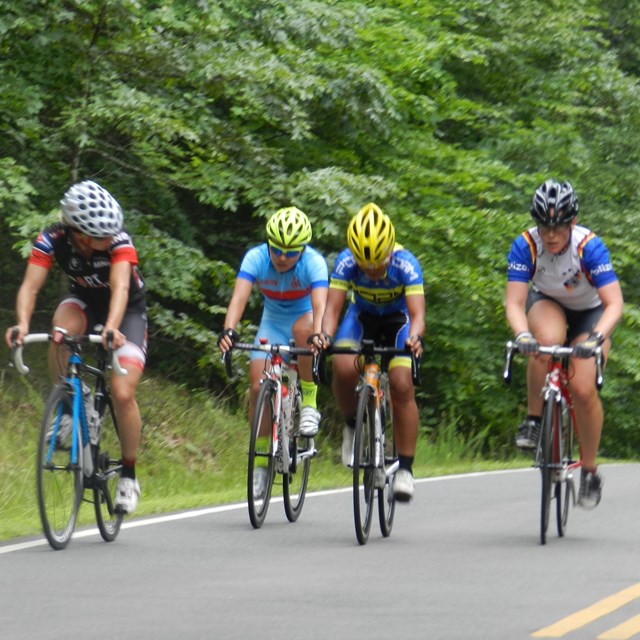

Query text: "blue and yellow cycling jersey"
[329, 246, 424, 315]
[507, 225, 618, 311]
[238, 243, 328, 320]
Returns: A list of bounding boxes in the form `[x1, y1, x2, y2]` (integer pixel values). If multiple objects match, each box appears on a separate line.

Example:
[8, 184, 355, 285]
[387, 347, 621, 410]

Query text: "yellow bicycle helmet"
[265, 206, 312, 248]
[347, 202, 395, 267]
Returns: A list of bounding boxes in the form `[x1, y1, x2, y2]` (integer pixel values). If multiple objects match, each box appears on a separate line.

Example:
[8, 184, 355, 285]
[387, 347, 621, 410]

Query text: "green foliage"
[1, 0, 639, 458]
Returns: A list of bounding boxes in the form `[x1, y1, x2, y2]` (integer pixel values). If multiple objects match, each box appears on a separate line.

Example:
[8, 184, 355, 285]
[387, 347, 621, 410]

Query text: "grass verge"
[0, 364, 527, 542]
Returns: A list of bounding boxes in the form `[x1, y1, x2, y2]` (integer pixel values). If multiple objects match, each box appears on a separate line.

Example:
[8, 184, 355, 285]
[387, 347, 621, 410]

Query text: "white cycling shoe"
[115, 478, 141, 514]
[298, 407, 320, 437]
[392, 469, 415, 502]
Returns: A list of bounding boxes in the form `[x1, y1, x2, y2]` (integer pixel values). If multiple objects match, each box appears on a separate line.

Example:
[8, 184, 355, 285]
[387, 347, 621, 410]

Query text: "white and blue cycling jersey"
[507, 225, 618, 311]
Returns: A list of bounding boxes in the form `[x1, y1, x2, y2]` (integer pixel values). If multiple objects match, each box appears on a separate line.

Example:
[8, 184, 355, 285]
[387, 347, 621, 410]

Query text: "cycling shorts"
[57, 297, 148, 371]
[334, 304, 411, 369]
[526, 289, 604, 344]
[250, 309, 312, 361]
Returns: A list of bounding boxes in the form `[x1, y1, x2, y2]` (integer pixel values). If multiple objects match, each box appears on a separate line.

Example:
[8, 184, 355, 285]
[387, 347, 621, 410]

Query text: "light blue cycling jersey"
[329, 246, 424, 315]
[239, 244, 328, 357]
[507, 225, 618, 311]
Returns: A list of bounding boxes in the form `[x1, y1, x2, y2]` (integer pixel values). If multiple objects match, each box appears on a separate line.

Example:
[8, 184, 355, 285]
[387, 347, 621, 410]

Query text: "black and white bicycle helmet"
[530, 180, 579, 226]
[60, 180, 123, 237]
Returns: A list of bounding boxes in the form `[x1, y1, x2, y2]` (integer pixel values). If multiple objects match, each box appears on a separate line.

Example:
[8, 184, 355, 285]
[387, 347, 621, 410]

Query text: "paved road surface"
[1, 464, 640, 639]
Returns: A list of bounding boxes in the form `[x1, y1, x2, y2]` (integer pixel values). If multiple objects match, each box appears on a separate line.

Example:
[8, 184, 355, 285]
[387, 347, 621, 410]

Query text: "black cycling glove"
[217, 328, 239, 347]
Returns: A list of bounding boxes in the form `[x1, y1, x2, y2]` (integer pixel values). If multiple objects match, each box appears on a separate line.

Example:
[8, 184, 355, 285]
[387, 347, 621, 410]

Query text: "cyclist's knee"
[292, 312, 313, 343]
[389, 368, 414, 400]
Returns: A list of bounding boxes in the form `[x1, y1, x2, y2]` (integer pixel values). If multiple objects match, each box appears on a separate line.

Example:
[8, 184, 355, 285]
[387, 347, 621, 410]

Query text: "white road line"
[0, 467, 533, 555]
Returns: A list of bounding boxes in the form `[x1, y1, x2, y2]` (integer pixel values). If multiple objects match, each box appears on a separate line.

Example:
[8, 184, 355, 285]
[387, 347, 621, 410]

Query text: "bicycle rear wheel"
[353, 385, 376, 545]
[283, 394, 311, 522]
[378, 399, 396, 537]
[539, 391, 557, 545]
[37, 384, 83, 550]
[94, 395, 124, 542]
[247, 379, 276, 529]
[283, 437, 311, 522]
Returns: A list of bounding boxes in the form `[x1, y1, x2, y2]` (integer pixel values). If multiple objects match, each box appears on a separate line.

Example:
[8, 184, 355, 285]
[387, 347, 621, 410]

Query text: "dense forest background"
[1, 0, 639, 456]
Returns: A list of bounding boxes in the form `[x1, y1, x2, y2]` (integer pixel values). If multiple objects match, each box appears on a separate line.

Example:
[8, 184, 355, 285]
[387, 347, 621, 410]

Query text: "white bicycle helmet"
[60, 180, 123, 237]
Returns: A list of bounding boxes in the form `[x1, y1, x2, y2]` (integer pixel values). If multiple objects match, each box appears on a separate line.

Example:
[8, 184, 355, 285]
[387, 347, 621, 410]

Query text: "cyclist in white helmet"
[5, 180, 147, 514]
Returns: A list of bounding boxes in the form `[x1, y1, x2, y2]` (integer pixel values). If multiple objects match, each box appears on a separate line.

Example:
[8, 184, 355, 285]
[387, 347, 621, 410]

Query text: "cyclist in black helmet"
[505, 179, 624, 509]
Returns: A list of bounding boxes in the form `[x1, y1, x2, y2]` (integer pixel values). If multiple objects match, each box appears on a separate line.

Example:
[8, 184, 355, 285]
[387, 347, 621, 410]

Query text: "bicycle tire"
[539, 390, 557, 545]
[37, 384, 83, 550]
[556, 398, 575, 537]
[283, 391, 311, 523]
[353, 384, 376, 545]
[247, 379, 276, 529]
[94, 394, 124, 542]
[378, 397, 396, 537]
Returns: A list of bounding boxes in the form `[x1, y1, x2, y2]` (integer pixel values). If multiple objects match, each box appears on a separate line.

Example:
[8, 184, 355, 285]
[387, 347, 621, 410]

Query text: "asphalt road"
[1, 464, 640, 640]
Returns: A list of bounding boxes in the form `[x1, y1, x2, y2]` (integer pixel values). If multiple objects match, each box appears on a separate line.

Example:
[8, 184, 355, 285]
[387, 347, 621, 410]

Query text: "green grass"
[0, 364, 527, 542]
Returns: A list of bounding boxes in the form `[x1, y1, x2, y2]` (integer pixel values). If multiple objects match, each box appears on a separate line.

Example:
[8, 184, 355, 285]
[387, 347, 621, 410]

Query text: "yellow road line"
[597, 615, 640, 640]
[532, 583, 640, 638]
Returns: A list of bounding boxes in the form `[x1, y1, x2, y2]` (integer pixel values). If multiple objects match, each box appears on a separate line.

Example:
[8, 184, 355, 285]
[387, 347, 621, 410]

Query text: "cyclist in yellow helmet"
[218, 207, 328, 498]
[314, 203, 425, 502]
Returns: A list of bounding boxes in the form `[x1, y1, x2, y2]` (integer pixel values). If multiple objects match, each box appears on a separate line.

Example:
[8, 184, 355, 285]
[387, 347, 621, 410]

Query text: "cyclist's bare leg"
[526, 299, 567, 416]
[111, 366, 143, 462]
[568, 334, 611, 470]
[389, 365, 418, 457]
[248, 358, 270, 435]
[292, 311, 313, 382]
[332, 354, 360, 419]
[47, 303, 87, 381]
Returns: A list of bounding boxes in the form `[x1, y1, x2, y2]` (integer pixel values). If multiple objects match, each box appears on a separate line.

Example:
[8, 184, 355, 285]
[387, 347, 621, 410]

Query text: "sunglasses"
[537, 223, 571, 235]
[269, 242, 303, 258]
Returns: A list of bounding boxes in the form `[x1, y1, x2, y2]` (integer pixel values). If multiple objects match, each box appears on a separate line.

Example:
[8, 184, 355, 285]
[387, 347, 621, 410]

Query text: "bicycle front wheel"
[539, 391, 558, 545]
[556, 398, 576, 537]
[378, 399, 396, 538]
[353, 385, 376, 545]
[37, 384, 83, 550]
[283, 396, 311, 522]
[247, 379, 276, 529]
[94, 395, 124, 542]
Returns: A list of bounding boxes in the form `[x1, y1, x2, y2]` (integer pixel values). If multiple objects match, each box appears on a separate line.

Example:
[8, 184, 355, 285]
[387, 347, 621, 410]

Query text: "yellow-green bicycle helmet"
[347, 202, 395, 267]
[266, 207, 312, 248]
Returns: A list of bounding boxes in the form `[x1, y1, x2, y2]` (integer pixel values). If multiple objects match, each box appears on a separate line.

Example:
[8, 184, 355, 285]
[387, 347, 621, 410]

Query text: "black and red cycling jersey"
[28, 223, 146, 314]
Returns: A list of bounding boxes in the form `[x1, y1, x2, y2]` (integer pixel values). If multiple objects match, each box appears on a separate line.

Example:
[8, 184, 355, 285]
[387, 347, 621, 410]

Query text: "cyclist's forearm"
[104, 284, 129, 332]
[223, 278, 253, 330]
[320, 288, 346, 337]
[15, 286, 38, 330]
[310, 287, 327, 334]
[593, 281, 624, 339]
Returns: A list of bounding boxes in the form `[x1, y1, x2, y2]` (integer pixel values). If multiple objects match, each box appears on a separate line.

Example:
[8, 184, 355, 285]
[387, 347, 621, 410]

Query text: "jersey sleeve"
[329, 248, 356, 291]
[110, 231, 139, 266]
[507, 232, 535, 282]
[237, 245, 265, 284]
[395, 249, 424, 296]
[302, 247, 329, 290]
[578, 234, 618, 288]
[28, 230, 55, 270]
